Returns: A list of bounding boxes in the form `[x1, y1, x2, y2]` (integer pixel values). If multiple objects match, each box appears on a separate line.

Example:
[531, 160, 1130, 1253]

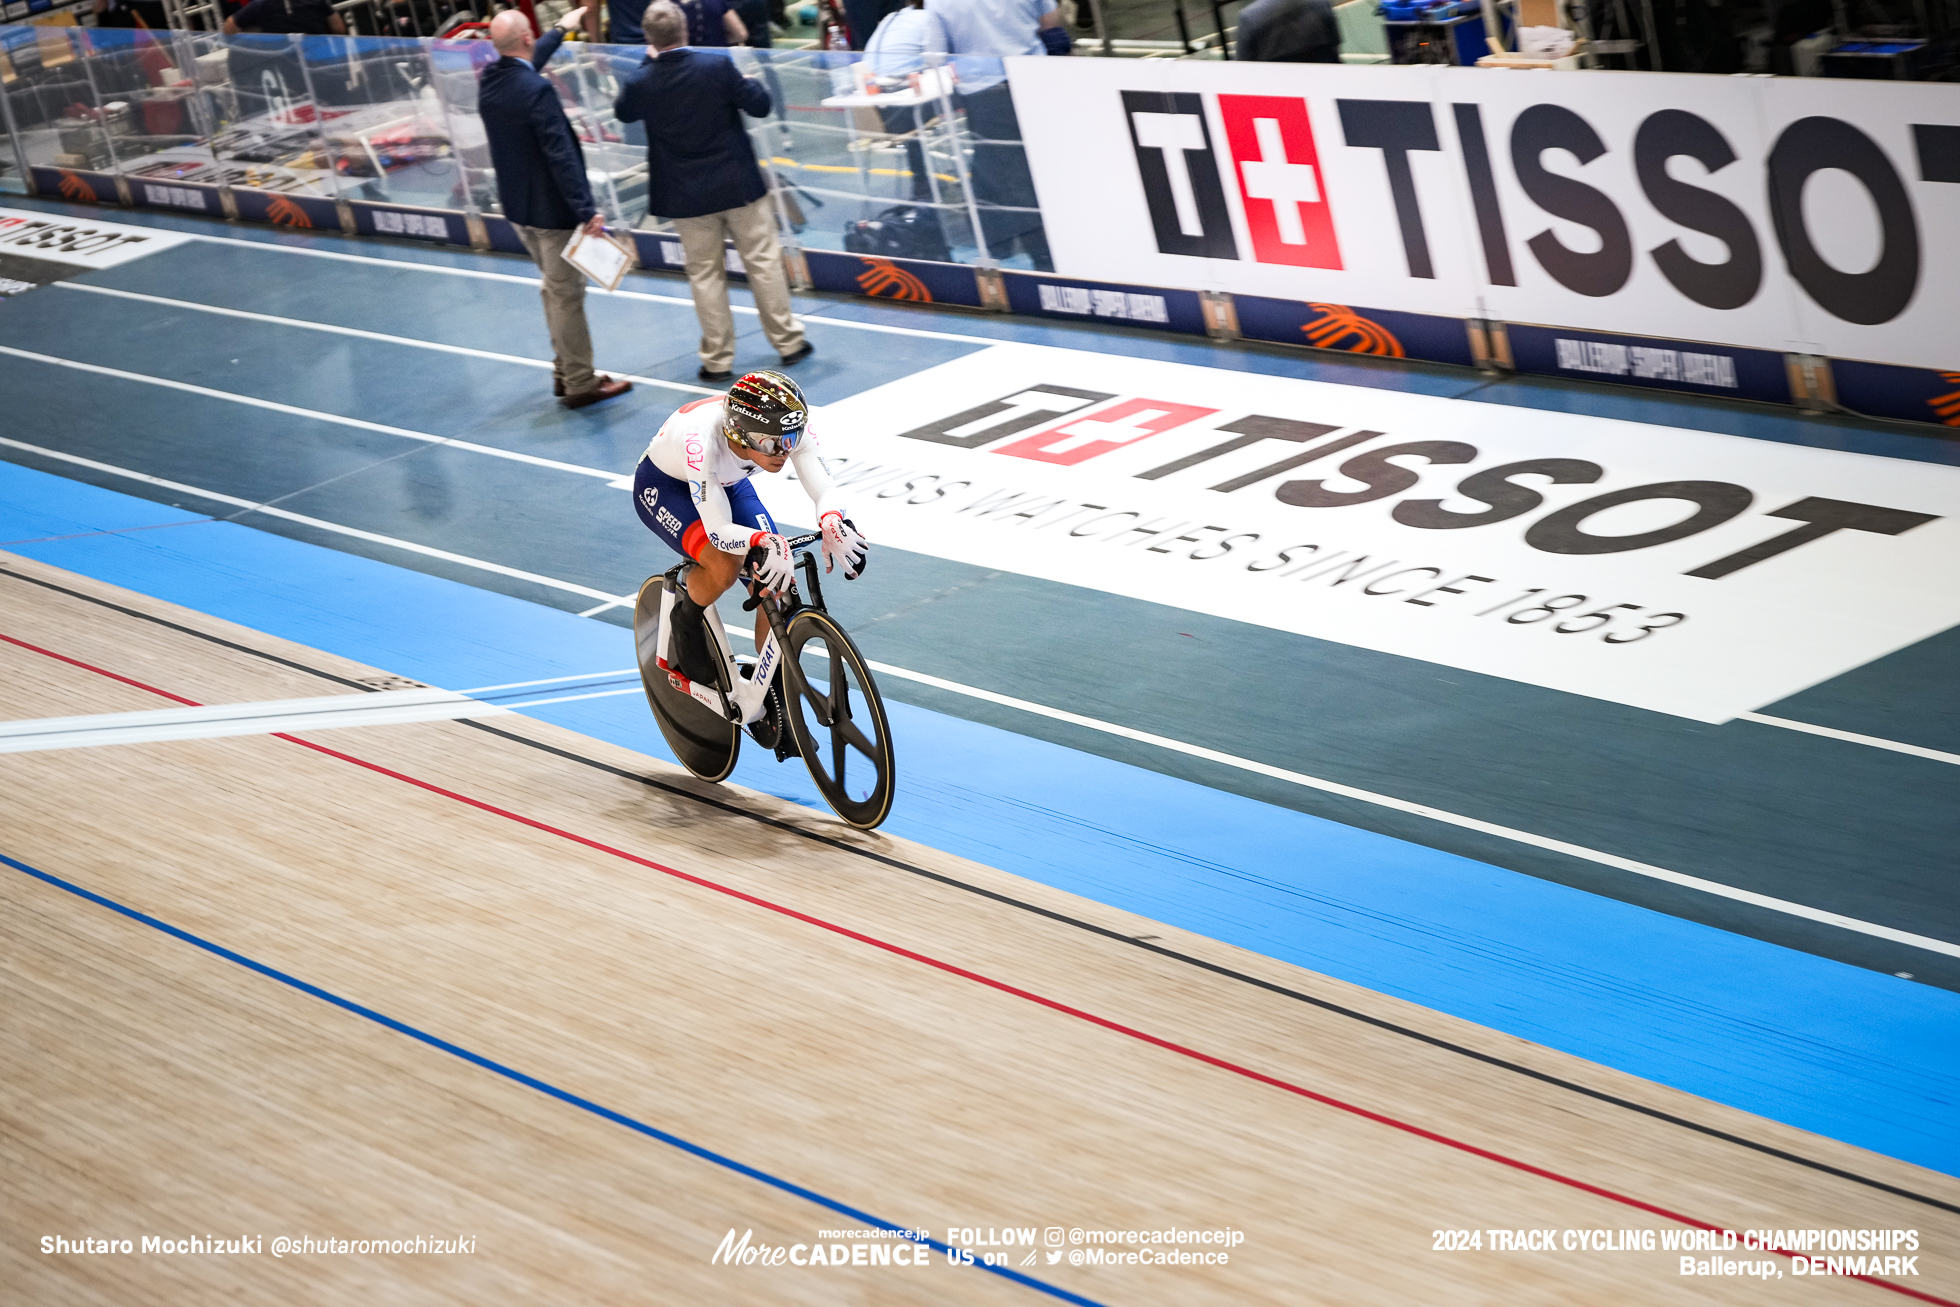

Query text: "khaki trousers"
[513, 223, 597, 395]
[671, 194, 805, 372]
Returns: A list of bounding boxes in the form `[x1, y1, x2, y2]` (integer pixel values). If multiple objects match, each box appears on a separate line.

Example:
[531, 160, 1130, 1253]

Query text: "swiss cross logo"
[1216, 95, 1343, 271]
[989, 398, 1219, 466]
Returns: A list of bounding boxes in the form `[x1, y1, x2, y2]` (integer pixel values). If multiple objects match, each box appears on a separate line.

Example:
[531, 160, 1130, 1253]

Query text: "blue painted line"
[0, 846, 1106, 1306]
[4, 459, 1958, 1178]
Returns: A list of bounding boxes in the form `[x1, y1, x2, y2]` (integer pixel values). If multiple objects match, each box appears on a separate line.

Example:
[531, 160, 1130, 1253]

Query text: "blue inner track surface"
[4, 460, 1955, 1180]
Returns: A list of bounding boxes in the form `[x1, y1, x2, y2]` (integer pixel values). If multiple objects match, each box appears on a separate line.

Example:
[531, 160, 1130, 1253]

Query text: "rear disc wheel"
[633, 575, 741, 783]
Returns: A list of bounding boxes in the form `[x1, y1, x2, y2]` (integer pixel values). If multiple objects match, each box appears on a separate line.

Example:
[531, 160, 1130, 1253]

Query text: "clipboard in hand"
[562, 226, 635, 291]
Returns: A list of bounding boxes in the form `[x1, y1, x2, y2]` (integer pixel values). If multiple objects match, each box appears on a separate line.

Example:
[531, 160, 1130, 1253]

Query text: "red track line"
[8, 631, 1954, 1306]
[2, 632, 202, 706]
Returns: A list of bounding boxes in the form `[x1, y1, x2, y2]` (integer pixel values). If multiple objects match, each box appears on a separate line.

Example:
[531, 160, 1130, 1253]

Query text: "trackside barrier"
[2, 23, 1955, 432]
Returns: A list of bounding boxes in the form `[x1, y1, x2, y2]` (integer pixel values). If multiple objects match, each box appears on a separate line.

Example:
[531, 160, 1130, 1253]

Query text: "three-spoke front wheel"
[782, 608, 895, 830]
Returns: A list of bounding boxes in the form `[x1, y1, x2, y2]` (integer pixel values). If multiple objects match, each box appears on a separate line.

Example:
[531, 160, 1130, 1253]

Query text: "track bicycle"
[633, 532, 896, 830]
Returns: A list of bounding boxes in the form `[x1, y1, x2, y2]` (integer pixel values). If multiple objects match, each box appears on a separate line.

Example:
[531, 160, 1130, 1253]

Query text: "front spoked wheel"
[782, 608, 895, 830]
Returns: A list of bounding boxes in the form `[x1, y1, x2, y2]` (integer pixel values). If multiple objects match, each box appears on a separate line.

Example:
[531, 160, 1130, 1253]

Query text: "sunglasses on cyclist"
[732, 429, 799, 457]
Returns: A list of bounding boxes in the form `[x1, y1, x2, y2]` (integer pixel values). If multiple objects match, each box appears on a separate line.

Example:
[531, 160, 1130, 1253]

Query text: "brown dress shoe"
[562, 375, 632, 409]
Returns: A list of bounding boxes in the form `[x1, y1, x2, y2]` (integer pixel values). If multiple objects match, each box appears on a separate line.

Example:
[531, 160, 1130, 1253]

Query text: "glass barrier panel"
[547, 39, 651, 230]
[740, 47, 1046, 270]
[2, 24, 104, 192]
[291, 34, 454, 210]
[0, 24, 1047, 268]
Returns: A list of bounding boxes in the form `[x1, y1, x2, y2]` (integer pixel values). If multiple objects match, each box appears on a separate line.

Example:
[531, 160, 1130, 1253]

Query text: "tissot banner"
[1007, 61, 1960, 372]
[761, 344, 1960, 723]
[0, 207, 191, 269]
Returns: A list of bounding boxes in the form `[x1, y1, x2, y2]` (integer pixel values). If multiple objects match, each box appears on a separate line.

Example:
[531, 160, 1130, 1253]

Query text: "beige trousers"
[671, 194, 805, 372]
[513, 223, 597, 395]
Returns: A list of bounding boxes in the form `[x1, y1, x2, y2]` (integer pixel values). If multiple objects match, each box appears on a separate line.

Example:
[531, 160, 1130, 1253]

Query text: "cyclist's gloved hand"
[748, 531, 796, 593]
[820, 511, 869, 579]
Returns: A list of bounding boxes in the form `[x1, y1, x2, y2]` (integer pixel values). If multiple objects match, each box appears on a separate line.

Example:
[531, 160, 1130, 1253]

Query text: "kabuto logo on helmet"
[780, 411, 806, 429]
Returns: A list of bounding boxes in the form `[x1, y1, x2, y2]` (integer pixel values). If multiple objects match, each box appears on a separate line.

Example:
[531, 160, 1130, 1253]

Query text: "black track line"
[5, 560, 1954, 1218]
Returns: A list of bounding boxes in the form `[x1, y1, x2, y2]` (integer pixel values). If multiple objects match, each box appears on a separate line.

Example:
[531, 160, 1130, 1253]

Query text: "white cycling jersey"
[643, 396, 847, 555]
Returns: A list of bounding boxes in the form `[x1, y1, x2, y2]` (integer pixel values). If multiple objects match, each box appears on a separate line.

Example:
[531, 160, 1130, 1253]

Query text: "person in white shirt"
[925, 0, 1063, 269]
[632, 370, 868, 684]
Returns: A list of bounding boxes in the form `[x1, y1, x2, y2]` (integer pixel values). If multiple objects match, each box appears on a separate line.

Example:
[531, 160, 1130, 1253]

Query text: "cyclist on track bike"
[632, 369, 868, 690]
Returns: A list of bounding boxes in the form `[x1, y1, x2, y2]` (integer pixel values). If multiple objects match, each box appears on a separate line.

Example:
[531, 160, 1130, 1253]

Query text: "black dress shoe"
[553, 376, 566, 397]
[698, 365, 734, 382]
[779, 341, 814, 367]
[562, 375, 633, 409]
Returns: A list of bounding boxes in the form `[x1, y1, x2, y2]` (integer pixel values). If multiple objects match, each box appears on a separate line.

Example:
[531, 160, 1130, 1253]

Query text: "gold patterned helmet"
[722, 370, 809, 456]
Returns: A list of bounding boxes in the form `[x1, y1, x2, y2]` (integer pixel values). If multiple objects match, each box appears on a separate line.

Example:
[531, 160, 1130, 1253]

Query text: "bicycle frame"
[651, 532, 822, 727]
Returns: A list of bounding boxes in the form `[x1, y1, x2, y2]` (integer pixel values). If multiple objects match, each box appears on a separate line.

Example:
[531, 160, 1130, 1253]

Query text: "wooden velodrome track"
[3, 550, 1956, 1306]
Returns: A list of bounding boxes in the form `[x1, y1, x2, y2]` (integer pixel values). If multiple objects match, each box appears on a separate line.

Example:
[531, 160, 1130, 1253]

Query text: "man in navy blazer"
[479, 8, 631, 408]
[615, 3, 808, 382]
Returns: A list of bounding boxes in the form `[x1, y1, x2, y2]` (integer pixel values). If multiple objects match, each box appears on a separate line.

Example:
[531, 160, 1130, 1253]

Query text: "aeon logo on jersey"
[1122, 92, 1343, 271]
[990, 398, 1220, 466]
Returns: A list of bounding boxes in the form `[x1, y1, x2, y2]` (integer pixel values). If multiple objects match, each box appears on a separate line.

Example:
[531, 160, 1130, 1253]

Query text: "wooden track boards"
[2, 551, 1956, 1306]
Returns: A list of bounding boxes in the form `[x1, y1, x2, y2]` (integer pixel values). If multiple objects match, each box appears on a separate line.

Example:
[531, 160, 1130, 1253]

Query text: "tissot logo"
[1217, 95, 1342, 270]
[1121, 91, 1343, 269]
[896, 384, 1116, 449]
[991, 397, 1220, 467]
[1121, 91, 1238, 261]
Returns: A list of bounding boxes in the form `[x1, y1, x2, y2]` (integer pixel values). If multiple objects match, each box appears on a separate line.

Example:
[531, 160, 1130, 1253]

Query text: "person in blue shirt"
[863, 0, 946, 201]
[615, 3, 811, 381]
[924, 0, 1061, 269]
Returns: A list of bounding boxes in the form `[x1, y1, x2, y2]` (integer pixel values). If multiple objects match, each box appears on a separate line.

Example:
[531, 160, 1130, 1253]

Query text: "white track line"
[726, 627, 1960, 959]
[0, 680, 646, 753]
[55, 282, 718, 397]
[0, 345, 636, 485]
[0, 435, 631, 607]
[464, 669, 639, 693]
[184, 231, 1000, 344]
[0, 685, 505, 751]
[1739, 712, 1960, 767]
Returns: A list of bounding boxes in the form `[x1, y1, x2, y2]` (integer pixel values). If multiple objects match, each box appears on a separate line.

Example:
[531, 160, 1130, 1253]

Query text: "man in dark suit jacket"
[479, 8, 631, 409]
[1232, 0, 1340, 62]
[614, 3, 808, 383]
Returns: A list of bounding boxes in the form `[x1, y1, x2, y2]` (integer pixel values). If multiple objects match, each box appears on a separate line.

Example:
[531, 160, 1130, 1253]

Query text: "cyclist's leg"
[633, 458, 728, 681]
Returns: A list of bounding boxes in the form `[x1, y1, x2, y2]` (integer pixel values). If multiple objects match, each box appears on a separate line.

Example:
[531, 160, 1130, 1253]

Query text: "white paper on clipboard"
[562, 227, 634, 291]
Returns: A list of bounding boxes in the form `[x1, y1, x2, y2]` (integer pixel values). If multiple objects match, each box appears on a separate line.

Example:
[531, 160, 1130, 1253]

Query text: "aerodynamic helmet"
[722, 370, 809, 457]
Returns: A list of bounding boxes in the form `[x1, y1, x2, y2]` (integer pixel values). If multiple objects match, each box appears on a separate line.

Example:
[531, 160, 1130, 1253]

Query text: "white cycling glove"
[748, 531, 796, 592]
[820, 511, 869, 579]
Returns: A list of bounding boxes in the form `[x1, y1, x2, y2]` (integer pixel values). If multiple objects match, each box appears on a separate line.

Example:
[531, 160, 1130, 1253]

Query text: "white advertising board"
[0, 207, 191, 270]
[765, 344, 1960, 723]
[1007, 60, 1960, 371]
